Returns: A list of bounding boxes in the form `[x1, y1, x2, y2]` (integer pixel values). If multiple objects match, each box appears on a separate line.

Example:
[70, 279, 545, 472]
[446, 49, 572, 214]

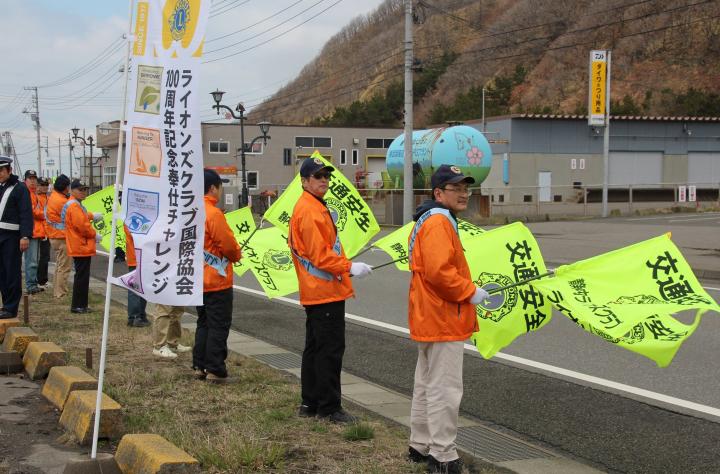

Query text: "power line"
[210, 0, 253, 18]
[37, 36, 125, 88]
[207, 0, 306, 43]
[203, 0, 346, 63]
[206, 0, 328, 54]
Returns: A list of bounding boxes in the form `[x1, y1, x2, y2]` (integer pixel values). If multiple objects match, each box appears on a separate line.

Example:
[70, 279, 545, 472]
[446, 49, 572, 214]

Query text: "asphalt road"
[86, 213, 720, 473]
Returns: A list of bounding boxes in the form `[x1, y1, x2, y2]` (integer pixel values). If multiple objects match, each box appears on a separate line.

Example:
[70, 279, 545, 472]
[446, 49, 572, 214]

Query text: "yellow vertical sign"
[133, 2, 149, 56]
[588, 50, 607, 126]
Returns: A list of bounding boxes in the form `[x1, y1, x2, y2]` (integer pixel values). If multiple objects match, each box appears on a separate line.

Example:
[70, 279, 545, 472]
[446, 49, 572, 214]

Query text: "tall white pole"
[402, 0, 414, 223]
[601, 50, 611, 218]
[90, 0, 134, 459]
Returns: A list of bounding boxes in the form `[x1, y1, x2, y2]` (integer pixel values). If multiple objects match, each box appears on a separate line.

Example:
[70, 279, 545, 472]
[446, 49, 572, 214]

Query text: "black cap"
[0, 156, 12, 168]
[204, 168, 229, 194]
[430, 164, 476, 189]
[24, 170, 38, 179]
[54, 174, 70, 192]
[38, 178, 49, 186]
[299, 157, 334, 178]
[70, 179, 89, 190]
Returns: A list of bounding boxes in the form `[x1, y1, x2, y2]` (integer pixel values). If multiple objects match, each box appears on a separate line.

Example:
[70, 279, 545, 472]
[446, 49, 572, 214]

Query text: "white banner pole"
[90, 0, 135, 459]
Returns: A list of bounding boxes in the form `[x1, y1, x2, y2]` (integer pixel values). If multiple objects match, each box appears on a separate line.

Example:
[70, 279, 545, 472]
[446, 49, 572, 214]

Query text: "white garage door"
[688, 152, 720, 185]
[609, 152, 663, 185]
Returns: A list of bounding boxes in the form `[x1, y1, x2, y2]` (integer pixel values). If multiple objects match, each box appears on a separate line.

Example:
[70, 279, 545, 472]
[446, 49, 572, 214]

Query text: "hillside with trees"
[250, 0, 720, 126]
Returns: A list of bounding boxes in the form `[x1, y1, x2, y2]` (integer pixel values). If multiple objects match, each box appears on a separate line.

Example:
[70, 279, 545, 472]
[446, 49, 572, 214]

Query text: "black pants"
[0, 234, 22, 315]
[37, 238, 50, 285]
[71, 256, 91, 309]
[302, 300, 346, 416]
[193, 288, 233, 377]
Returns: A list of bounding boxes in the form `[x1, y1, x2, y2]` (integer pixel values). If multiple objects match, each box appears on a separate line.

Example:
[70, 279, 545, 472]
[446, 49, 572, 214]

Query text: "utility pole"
[2, 131, 21, 176]
[402, 0, 414, 223]
[58, 137, 63, 175]
[68, 133, 75, 178]
[23, 86, 42, 175]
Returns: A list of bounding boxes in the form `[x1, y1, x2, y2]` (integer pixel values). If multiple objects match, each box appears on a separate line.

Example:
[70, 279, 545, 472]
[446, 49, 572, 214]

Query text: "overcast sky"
[0, 0, 387, 174]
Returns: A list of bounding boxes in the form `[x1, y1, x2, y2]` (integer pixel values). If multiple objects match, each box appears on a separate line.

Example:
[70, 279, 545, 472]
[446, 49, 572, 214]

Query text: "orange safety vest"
[203, 195, 242, 292]
[45, 190, 68, 239]
[64, 198, 96, 257]
[289, 190, 353, 306]
[407, 209, 477, 342]
[30, 191, 46, 239]
[124, 224, 137, 268]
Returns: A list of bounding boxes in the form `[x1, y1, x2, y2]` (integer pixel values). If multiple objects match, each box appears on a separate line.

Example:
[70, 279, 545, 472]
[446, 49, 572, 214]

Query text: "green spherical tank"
[385, 125, 492, 189]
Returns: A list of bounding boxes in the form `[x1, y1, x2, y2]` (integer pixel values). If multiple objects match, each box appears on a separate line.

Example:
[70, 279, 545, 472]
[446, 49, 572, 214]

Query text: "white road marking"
[228, 283, 720, 421]
[96, 249, 720, 419]
[627, 213, 720, 222]
[668, 216, 720, 223]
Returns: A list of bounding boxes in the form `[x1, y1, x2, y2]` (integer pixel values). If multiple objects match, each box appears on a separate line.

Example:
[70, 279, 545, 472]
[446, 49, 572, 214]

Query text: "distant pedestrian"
[192, 169, 241, 382]
[24, 170, 44, 294]
[0, 156, 33, 319]
[123, 224, 149, 328]
[289, 157, 373, 423]
[406, 165, 489, 473]
[151, 304, 190, 358]
[45, 175, 73, 299]
[36, 178, 51, 287]
[64, 179, 100, 313]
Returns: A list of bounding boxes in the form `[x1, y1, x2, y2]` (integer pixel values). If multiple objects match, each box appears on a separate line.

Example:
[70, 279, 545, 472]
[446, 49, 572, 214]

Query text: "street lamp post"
[71, 127, 108, 193]
[210, 89, 271, 208]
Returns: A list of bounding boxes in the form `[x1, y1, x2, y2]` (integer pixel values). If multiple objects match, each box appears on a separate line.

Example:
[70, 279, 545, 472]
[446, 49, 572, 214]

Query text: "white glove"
[95, 234, 103, 243]
[350, 262, 373, 279]
[470, 287, 490, 305]
[92, 213, 104, 223]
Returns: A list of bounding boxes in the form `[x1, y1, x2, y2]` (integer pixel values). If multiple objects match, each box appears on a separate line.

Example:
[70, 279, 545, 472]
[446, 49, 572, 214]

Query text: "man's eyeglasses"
[312, 171, 332, 180]
[441, 186, 472, 196]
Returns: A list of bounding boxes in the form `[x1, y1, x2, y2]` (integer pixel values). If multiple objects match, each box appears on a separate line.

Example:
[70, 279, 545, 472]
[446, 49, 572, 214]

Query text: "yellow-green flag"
[531, 234, 720, 367]
[243, 226, 298, 298]
[224, 207, 257, 278]
[83, 185, 125, 252]
[464, 222, 552, 358]
[263, 151, 380, 258]
[371, 218, 485, 272]
[371, 222, 413, 271]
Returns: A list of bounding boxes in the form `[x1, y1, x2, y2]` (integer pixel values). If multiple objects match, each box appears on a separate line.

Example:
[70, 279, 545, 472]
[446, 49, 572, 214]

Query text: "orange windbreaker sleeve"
[294, 212, 351, 277]
[207, 208, 241, 263]
[66, 202, 97, 240]
[417, 218, 476, 303]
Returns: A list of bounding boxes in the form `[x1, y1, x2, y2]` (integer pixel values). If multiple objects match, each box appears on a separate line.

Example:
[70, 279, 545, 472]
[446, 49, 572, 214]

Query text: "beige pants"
[152, 304, 184, 349]
[50, 238, 71, 298]
[410, 340, 464, 463]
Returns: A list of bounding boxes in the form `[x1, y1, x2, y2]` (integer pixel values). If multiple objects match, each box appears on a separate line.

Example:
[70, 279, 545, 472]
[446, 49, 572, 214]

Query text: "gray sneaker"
[319, 409, 358, 424]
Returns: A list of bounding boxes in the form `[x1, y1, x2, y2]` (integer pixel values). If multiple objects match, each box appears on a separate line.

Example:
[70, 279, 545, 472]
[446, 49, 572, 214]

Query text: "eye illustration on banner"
[127, 213, 152, 233]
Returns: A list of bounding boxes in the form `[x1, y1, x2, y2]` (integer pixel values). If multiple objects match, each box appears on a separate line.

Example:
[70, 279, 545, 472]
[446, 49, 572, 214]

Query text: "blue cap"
[299, 157, 334, 178]
[0, 156, 12, 168]
[431, 164, 475, 189]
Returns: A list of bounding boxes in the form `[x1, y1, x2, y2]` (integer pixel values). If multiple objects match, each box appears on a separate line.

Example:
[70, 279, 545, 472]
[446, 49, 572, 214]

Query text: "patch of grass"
[26, 285, 502, 473]
[343, 422, 375, 441]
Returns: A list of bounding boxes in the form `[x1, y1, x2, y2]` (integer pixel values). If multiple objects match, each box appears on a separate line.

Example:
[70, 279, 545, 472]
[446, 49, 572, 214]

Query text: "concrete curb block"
[59, 390, 123, 446]
[0, 350, 24, 374]
[114, 434, 200, 474]
[23, 341, 67, 380]
[1, 326, 39, 355]
[0, 318, 21, 343]
[62, 453, 121, 474]
[42, 366, 98, 410]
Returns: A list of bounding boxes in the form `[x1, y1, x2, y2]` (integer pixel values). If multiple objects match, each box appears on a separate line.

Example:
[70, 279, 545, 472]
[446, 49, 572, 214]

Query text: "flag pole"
[371, 256, 407, 270]
[486, 270, 555, 296]
[90, 0, 134, 459]
[240, 217, 263, 248]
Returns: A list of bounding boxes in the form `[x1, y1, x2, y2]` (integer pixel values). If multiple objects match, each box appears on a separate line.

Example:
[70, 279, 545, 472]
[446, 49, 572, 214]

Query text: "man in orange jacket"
[406, 165, 489, 473]
[36, 178, 51, 288]
[193, 169, 241, 383]
[45, 175, 73, 299]
[23, 170, 45, 294]
[289, 157, 373, 424]
[65, 179, 100, 313]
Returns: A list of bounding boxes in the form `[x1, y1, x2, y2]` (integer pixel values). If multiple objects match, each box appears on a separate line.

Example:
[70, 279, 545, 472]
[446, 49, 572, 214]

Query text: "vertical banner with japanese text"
[588, 50, 608, 127]
[116, 0, 210, 305]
